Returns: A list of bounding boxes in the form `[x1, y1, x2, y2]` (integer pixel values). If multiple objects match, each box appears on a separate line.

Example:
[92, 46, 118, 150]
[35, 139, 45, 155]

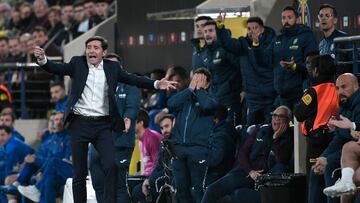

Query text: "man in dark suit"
[89, 53, 142, 203]
[33, 36, 176, 203]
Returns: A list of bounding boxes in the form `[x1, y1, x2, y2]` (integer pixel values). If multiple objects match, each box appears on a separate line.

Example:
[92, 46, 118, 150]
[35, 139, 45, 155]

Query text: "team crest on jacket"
[302, 94, 312, 105]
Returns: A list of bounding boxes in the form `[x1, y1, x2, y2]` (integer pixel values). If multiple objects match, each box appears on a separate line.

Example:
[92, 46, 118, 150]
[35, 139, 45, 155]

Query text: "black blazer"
[40, 56, 155, 132]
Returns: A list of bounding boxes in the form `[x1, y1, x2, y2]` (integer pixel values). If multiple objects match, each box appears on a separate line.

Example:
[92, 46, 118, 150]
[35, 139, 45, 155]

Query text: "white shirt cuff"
[37, 57, 47, 66]
[154, 80, 160, 89]
[352, 122, 356, 131]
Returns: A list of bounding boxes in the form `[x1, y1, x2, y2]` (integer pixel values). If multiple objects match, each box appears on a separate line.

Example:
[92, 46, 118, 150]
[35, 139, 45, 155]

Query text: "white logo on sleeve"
[119, 159, 127, 164]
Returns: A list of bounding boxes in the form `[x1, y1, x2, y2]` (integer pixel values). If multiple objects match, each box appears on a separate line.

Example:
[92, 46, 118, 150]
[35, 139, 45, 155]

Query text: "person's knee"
[191, 186, 204, 201]
[101, 161, 117, 174]
[343, 141, 359, 153]
[131, 183, 145, 201]
[4, 174, 17, 185]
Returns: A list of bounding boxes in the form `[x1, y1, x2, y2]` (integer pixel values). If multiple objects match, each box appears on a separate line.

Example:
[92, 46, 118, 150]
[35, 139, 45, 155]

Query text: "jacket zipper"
[183, 105, 192, 143]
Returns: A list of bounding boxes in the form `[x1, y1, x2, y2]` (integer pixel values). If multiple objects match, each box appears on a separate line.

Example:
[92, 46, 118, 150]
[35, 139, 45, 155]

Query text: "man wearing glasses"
[318, 4, 351, 74]
[201, 106, 294, 203]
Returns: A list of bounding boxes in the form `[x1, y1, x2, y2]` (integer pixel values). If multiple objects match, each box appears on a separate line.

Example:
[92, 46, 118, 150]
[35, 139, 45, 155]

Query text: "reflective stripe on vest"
[301, 83, 339, 135]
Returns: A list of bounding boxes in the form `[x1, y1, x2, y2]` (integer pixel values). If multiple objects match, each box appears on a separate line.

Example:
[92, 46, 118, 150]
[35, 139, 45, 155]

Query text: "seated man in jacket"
[0, 112, 25, 142]
[201, 105, 294, 203]
[0, 112, 71, 202]
[132, 113, 175, 203]
[205, 104, 237, 186]
[312, 73, 360, 203]
[168, 68, 218, 203]
[0, 125, 33, 203]
[16, 156, 73, 203]
[323, 115, 360, 202]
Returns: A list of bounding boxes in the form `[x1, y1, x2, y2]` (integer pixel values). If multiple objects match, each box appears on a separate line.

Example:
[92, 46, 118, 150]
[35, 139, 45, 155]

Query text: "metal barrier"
[0, 56, 62, 119]
[334, 35, 360, 74]
[0, 62, 37, 119]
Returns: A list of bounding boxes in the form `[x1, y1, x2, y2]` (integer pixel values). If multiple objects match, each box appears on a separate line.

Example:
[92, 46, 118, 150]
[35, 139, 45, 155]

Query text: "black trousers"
[68, 116, 117, 203]
[89, 145, 134, 203]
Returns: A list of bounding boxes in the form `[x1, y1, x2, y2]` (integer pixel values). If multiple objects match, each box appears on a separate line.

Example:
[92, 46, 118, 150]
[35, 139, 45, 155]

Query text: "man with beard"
[132, 114, 175, 203]
[294, 55, 339, 203]
[254, 6, 318, 110]
[318, 4, 351, 75]
[312, 73, 360, 203]
[322, 117, 360, 203]
[32, 26, 61, 57]
[197, 20, 242, 125]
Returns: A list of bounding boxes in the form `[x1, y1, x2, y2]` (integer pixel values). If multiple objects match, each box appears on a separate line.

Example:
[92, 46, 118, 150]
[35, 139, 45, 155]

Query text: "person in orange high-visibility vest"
[294, 54, 339, 203]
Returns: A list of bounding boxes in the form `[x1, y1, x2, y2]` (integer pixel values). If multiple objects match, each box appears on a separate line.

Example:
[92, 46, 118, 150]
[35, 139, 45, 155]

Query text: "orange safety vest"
[301, 83, 339, 135]
[0, 84, 12, 103]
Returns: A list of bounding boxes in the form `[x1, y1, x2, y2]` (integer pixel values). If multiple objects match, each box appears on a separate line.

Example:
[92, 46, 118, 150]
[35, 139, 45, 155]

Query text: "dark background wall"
[117, 0, 360, 73]
[116, 0, 205, 74]
[265, 0, 360, 38]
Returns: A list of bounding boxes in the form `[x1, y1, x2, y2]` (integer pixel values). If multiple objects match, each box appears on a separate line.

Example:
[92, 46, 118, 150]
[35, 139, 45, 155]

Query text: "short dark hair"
[151, 69, 166, 80]
[204, 20, 217, 27]
[74, 0, 84, 7]
[0, 36, 9, 43]
[32, 26, 47, 35]
[195, 16, 213, 22]
[312, 54, 336, 76]
[193, 67, 211, 83]
[0, 112, 15, 122]
[283, 6, 299, 17]
[0, 125, 12, 134]
[96, 0, 109, 3]
[105, 53, 122, 62]
[84, 0, 96, 4]
[60, 1, 74, 7]
[49, 6, 61, 16]
[247, 17, 264, 27]
[85, 36, 108, 50]
[137, 109, 149, 128]
[305, 50, 320, 58]
[319, 4, 337, 18]
[159, 114, 175, 124]
[50, 81, 65, 89]
[20, 2, 32, 10]
[169, 66, 189, 81]
[8, 36, 19, 42]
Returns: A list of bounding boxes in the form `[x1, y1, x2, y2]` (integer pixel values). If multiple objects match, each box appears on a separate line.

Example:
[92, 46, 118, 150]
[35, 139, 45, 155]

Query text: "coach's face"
[85, 40, 106, 66]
